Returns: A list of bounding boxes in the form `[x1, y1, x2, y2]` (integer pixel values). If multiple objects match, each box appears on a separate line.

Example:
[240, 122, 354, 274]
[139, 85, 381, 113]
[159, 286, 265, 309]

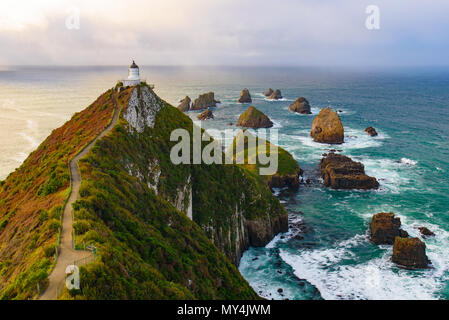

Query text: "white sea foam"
[400, 158, 417, 166]
[271, 119, 283, 128]
[280, 230, 445, 300]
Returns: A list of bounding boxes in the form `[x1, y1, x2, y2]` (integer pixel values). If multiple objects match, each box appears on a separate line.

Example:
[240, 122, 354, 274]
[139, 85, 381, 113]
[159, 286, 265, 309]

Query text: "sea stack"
[237, 106, 273, 128]
[267, 89, 282, 100]
[288, 97, 312, 114]
[197, 109, 214, 120]
[369, 212, 408, 245]
[238, 88, 252, 103]
[319, 153, 379, 190]
[264, 88, 274, 97]
[177, 96, 191, 112]
[310, 107, 344, 144]
[365, 126, 378, 137]
[191, 92, 220, 110]
[392, 237, 431, 269]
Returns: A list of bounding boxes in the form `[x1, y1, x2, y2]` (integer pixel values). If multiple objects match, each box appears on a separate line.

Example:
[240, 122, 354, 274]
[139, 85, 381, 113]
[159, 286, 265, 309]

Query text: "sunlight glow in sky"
[1, 0, 448, 66]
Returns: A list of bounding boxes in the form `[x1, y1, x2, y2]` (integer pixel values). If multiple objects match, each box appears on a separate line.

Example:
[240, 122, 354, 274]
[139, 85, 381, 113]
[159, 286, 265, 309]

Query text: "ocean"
[1, 65, 449, 300]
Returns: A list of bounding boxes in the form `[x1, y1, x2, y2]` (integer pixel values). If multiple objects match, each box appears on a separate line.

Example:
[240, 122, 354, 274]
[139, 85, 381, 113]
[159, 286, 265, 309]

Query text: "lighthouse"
[123, 60, 141, 86]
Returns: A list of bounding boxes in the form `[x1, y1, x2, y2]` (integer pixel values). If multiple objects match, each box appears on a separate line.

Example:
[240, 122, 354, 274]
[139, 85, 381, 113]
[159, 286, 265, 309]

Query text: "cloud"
[0, 0, 449, 66]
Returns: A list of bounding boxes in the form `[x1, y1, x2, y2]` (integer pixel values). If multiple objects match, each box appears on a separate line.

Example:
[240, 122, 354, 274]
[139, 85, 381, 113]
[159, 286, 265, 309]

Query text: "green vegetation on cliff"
[0, 90, 115, 299]
[228, 130, 301, 189]
[0, 84, 287, 299]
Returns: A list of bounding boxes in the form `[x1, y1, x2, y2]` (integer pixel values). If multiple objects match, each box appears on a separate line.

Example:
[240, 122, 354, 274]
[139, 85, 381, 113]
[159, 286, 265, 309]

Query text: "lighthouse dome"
[122, 60, 141, 86]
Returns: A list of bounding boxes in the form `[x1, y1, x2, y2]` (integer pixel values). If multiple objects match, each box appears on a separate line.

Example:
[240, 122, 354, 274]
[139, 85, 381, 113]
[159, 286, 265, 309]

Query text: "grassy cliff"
[228, 130, 302, 189]
[0, 90, 116, 299]
[0, 84, 288, 299]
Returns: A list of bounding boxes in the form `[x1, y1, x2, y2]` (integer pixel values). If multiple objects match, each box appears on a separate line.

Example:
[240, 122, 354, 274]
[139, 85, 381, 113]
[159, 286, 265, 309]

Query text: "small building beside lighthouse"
[123, 60, 141, 86]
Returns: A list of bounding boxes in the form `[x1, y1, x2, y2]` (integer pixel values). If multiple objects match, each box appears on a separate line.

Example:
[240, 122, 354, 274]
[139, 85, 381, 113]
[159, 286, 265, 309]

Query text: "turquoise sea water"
[1, 66, 448, 299]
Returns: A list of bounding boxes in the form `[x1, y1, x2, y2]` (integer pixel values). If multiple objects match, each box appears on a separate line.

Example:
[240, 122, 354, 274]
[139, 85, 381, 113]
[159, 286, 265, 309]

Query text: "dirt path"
[39, 92, 120, 300]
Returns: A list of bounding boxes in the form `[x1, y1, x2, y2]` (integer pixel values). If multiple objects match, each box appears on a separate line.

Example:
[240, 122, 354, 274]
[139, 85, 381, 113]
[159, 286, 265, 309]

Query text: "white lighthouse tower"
[123, 60, 141, 86]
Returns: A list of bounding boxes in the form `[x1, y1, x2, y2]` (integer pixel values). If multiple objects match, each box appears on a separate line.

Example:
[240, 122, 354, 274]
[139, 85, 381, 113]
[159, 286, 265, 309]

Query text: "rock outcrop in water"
[177, 96, 191, 112]
[311, 108, 344, 144]
[370, 212, 408, 245]
[238, 88, 252, 103]
[288, 97, 312, 114]
[392, 237, 430, 269]
[197, 109, 214, 120]
[264, 88, 274, 97]
[228, 130, 302, 190]
[267, 89, 282, 100]
[191, 92, 220, 110]
[237, 106, 273, 128]
[365, 126, 378, 137]
[319, 153, 379, 190]
[419, 227, 435, 238]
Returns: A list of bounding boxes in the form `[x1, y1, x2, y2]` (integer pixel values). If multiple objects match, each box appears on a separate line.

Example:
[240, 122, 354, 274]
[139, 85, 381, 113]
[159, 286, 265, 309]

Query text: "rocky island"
[191, 92, 220, 110]
[238, 88, 252, 103]
[288, 97, 312, 114]
[319, 153, 379, 190]
[267, 89, 282, 100]
[197, 109, 214, 120]
[237, 106, 273, 128]
[392, 237, 431, 269]
[177, 96, 191, 112]
[228, 130, 302, 190]
[311, 107, 344, 144]
[264, 88, 274, 96]
[370, 212, 408, 245]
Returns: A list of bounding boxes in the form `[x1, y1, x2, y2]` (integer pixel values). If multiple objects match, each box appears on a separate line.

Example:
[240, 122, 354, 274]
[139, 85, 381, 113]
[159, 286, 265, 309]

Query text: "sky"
[0, 0, 449, 67]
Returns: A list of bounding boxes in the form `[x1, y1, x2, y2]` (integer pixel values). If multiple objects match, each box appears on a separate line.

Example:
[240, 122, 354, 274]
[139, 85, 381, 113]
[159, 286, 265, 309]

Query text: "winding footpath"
[39, 92, 120, 300]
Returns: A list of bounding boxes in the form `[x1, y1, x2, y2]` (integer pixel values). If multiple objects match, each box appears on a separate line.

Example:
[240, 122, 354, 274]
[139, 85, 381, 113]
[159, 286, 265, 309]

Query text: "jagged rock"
[392, 237, 430, 269]
[288, 97, 311, 114]
[365, 126, 378, 137]
[191, 92, 220, 110]
[237, 106, 273, 128]
[267, 89, 282, 100]
[197, 109, 214, 120]
[264, 88, 274, 96]
[311, 108, 344, 144]
[370, 212, 408, 245]
[123, 86, 163, 133]
[419, 227, 435, 238]
[238, 88, 252, 103]
[320, 153, 379, 190]
[177, 96, 191, 112]
[246, 214, 288, 247]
